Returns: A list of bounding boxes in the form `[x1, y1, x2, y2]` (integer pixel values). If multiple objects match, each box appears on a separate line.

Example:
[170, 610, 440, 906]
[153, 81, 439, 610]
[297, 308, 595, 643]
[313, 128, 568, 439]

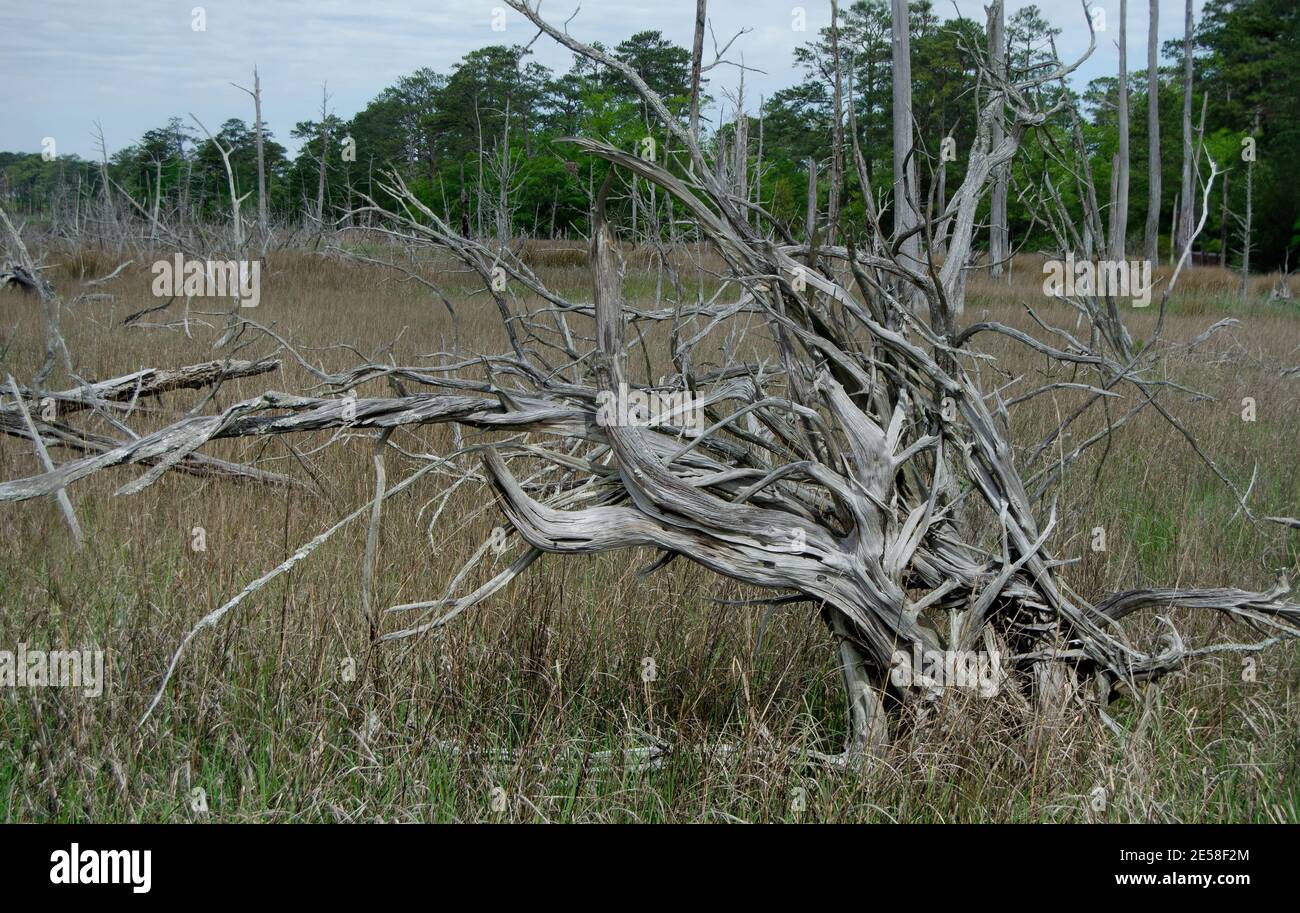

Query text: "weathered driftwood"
[6, 374, 83, 546]
[0, 359, 293, 488]
[8, 359, 278, 416]
[0, 407, 297, 487]
[1, 2, 1296, 759]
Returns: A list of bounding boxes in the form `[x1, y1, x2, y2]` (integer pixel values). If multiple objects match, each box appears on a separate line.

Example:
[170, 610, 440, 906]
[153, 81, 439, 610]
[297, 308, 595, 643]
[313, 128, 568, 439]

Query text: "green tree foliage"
[1, 1, 1293, 269]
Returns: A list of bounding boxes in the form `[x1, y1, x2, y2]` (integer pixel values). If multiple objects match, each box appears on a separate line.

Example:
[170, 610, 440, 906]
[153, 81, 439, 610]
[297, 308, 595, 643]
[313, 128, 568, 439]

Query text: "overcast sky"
[3, 0, 1205, 159]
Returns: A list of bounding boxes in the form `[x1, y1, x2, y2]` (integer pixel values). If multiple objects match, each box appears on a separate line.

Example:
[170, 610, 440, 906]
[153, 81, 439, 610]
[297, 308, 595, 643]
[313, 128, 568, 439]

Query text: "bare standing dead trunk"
[734, 70, 750, 228]
[234, 67, 269, 247]
[806, 156, 818, 259]
[828, 0, 845, 248]
[1176, 0, 1194, 257]
[936, 115, 948, 257]
[1219, 169, 1229, 268]
[180, 159, 191, 230]
[1169, 192, 1178, 265]
[150, 159, 162, 244]
[254, 68, 267, 237]
[190, 115, 250, 248]
[891, 0, 919, 276]
[689, 0, 706, 141]
[987, 0, 1007, 276]
[1240, 111, 1257, 304]
[316, 86, 332, 228]
[459, 162, 470, 239]
[1143, 0, 1161, 262]
[1110, 0, 1130, 261]
[93, 123, 117, 239]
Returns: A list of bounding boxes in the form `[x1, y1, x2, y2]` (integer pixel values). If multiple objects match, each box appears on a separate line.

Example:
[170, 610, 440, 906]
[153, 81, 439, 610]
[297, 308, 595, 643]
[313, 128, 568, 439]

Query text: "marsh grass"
[0, 247, 1296, 822]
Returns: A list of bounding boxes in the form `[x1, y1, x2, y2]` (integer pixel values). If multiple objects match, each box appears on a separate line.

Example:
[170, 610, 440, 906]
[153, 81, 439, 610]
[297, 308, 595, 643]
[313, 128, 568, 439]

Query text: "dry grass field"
[1, 244, 1297, 822]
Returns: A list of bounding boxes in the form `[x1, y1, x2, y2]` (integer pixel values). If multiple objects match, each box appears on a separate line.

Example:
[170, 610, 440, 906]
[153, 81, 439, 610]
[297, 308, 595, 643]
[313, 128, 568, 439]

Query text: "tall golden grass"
[0, 247, 1295, 822]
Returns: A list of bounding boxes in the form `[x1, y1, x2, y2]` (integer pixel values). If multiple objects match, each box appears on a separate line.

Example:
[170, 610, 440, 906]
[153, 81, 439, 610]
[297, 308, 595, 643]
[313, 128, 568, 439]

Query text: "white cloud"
[2, 0, 1204, 158]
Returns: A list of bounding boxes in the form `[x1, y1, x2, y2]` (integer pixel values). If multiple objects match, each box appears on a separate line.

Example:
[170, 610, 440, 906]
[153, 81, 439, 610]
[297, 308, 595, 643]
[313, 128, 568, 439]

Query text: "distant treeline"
[2, 0, 1295, 270]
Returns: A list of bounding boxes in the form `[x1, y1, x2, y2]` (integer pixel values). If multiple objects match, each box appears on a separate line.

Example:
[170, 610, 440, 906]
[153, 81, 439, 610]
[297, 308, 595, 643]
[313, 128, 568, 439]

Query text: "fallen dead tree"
[7, 359, 280, 417]
[0, 194, 293, 491]
[0, 351, 295, 490]
[0, 1, 1296, 764]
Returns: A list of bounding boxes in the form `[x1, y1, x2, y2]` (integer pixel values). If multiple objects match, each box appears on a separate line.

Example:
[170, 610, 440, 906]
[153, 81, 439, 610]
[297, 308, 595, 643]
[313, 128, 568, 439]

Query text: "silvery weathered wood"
[2, 2, 1296, 758]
